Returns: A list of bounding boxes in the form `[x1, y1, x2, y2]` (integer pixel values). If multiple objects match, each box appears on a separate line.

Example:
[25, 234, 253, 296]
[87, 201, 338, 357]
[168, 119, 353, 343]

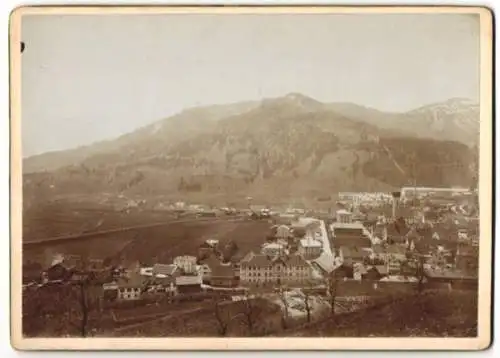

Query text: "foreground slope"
[286, 291, 478, 337]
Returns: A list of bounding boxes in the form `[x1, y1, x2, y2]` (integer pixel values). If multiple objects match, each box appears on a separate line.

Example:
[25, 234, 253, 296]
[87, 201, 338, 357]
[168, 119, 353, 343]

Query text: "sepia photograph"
[10, 6, 493, 350]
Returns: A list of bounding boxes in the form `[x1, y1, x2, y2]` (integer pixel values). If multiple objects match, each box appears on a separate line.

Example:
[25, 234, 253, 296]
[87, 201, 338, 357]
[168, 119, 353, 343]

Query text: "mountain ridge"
[24, 93, 478, 173]
[23, 93, 477, 207]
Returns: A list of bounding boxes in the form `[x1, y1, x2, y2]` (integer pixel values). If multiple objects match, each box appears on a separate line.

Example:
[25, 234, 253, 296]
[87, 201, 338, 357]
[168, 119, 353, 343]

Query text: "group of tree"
[276, 272, 341, 331]
[23, 255, 116, 338]
[23, 272, 104, 337]
[211, 291, 278, 337]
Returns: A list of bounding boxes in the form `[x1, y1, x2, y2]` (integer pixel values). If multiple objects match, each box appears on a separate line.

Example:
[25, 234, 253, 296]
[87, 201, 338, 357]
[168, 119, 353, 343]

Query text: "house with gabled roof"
[149, 263, 179, 286]
[116, 272, 146, 301]
[210, 264, 238, 287]
[152, 263, 178, 277]
[197, 255, 221, 282]
[361, 265, 389, 281]
[175, 274, 203, 294]
[240, 251, 312, 286]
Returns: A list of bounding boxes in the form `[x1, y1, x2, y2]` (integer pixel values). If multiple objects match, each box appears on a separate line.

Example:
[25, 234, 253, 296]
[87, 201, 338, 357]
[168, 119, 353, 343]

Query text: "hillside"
[23, 93, 477, 207]
[328, 98, 479, 147]
[285, 291, 478, 337]
[23, 100, 260, 173]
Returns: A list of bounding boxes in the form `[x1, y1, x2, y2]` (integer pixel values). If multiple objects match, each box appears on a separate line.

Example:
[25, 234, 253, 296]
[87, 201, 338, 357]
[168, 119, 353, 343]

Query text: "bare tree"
[73, 271, 104, 337]
[212, 293, 231, 336]
[77, 279, 90, 337]
[301, 284, 314, 323]
[276, 286, 290, 329]
[414, 254, 426, 294]
[67, 256, 108, 337]
[325, 271, 339, 317]
[241, 290, 258, 335]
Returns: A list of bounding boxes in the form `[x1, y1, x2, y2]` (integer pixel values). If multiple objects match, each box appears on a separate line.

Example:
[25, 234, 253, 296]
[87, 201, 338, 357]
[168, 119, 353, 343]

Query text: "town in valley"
[19, 11, 482, 340]
[22, 185, 479, 338]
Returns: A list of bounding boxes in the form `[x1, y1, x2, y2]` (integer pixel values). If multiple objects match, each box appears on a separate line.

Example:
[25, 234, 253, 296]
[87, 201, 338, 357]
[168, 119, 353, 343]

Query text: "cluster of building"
[23, 187, 479, 302]
[400, 186, 472, 200]
[338, 192, 394, 208]
[328, 189, 480, 287]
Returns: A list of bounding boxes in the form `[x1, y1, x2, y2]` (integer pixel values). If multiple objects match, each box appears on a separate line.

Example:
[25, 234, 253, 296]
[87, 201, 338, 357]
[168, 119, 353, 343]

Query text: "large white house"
[240, 252, 312, 286]
[173, 255, 197, 274]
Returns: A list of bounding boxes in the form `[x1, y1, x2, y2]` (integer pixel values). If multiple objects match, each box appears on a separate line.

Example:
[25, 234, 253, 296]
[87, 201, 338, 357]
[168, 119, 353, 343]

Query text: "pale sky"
[21, 13, 480, 157]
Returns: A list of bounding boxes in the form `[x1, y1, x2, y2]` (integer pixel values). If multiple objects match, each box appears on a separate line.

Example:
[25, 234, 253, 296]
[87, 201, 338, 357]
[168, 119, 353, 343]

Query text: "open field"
[23, 216, 273, 267]
[23, 199, 185, 242]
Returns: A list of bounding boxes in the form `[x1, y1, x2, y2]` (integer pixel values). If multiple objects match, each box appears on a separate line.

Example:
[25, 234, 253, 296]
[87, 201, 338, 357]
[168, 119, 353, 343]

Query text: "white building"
[173, 255, 197, 274]
[117, 286, 142, 301]
[336, 209, 353, 224]
[116, 273, 144, 301]
[298, 237, 323, 258]
[261, 242, 286, 256]
[152, 263, 178, 278]
[240, 252, 312, 286]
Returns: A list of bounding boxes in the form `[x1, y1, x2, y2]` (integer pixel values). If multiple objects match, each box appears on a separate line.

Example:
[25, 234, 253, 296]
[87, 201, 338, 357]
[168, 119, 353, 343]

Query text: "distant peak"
[285, 92, 307, 99]
[411, 97, 479, 113]
[284, 92, 319, 103]
[260, 92, 323, 112]
[442, 97, 478, 107]
[280, 92, 324, 109]
[446, 97, 475, 104]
